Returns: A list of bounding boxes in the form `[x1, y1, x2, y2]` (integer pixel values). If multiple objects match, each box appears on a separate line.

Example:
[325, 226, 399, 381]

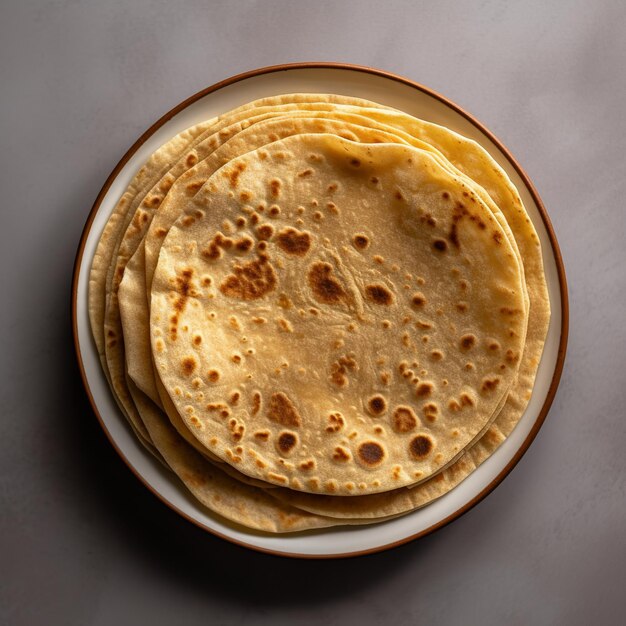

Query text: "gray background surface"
[1, 1, 625, 624]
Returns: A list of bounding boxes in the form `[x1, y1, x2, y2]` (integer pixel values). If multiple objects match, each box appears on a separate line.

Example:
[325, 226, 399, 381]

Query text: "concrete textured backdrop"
[1, 1, 624, 624]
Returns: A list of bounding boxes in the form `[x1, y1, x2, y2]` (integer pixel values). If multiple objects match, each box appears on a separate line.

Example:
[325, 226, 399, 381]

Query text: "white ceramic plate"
[72, 64, 567, 558]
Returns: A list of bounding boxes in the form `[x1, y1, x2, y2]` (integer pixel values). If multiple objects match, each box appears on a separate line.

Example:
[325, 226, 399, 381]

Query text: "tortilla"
[150, 134, 527, 495]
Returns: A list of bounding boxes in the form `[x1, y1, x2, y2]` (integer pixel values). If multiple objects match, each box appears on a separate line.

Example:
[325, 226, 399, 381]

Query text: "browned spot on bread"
[254, 430, 270, 441]
[267, 472, 288, 484]
[207, 369, 220, 383]
[276, 431, 298, 455]
[180, 357, 197, 376]
[181, 470, 206, 488]
[216, 233, 233, 250]
[234, 236, 254, 252]
[442, 192, 450, 199]
[276, 228, 311, 256]
[268, 205, 281, 217]
[352, 234, 369, 250]
[410, 435, 433, 459]
[206, 402, 227, 415]
[433, 239, 448, 252]
[299, 459, 315, 471]
[350, 158, 361, 167]
[193, 335, 202, 346]
[420, 213, 436, 227]
[449, 399, 461, 412]
[448, 221, 460, 249]
[269, 178, 281, 197]
[488, 341, 501, 352]
[423, 403, 439, 422]
[308, 262, 346, 304]
[229, 391, 240, 406]
[158, 179, 173, 193]
[325, 412, 345, 433]
[277, 318, 293, 332]
[236, 216, 246, 228]
[330, 354, 357, 387]
[173, 268, 194, 313]
[255, 224, 274, 241]
[475, 218, 487, 229]
[168, 269, 196, 339]
[228, 418, 245, 442]
[380, 372, 390, 385]
[370, 176, 379, 184]
[297, 169, 313, 178]
[365, 284, 394, 306]
[332, 446, 351, 462]
[460, 393, 474, 407]
[394, 190, 405, 201]
[220, 255, 277, 300]
[505, 349, 519, 364]
[251, 392, 262, 415]
[416, 382, 434, 398]
[186, 153, 198, 167]
[185, 181, 203, 195]
[430, 350, 443, 361]
[500, 307, 522, 316]
[481, 377, 500, 393]
[411, 292, 426, 307]
[392, 406, 418, 433]
[169, 315, 178, 340]
[267, 392, 301, 427]
[225, 162, 246, 188]
[493, 231, 503, 244]
[327, 182, 338, 192]
[201, 232, 234, 260]
[155, 227, 167, 238]
[460, 334, 476, 350]
[367, 395, 387, 416]
[357, 441, 385, 467]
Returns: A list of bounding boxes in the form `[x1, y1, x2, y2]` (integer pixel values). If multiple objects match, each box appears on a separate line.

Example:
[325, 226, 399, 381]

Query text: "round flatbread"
[150, 133, 527, 495]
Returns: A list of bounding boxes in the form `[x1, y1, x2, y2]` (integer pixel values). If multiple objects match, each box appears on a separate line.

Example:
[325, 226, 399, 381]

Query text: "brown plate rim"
[71, 61, 569, 560]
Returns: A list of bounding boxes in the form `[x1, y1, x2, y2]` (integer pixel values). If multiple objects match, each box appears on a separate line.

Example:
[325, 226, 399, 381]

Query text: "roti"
[150, 133, 527, 495]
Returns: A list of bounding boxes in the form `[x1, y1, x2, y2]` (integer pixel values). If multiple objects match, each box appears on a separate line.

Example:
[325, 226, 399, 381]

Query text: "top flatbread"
[150, 133, 527, 495]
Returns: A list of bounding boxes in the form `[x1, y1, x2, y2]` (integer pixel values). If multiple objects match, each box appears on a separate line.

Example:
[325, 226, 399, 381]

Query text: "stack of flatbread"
[89, 94, 550, 532]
